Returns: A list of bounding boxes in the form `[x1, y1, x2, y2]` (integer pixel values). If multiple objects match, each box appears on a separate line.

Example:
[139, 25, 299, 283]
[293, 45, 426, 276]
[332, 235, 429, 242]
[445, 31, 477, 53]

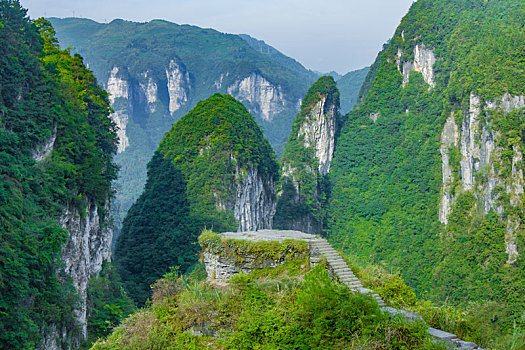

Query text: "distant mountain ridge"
[50, 17, 369, 230]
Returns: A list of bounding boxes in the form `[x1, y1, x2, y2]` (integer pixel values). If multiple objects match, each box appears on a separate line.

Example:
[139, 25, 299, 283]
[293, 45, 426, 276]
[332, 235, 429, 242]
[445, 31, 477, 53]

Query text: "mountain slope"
[115, 93, 279, 304]
[0, 3, 119, 348]
[328, 0, 525, 345]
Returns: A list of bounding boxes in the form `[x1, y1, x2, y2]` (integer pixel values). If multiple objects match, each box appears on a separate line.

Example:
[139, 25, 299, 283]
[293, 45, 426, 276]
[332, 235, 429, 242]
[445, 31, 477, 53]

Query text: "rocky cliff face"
[439, 93, 525, 264]
[208, 154, 276, 232]
[230, 163, 276, 231]
[38, 200, 113, 349]
[297, 94, 338, 175]
[166, 59, 190, 115]
[274, 76, 340, 234]
[227, 73, 288, 122]
[107, 67, 130, 153]
[397, 44, 436, 88]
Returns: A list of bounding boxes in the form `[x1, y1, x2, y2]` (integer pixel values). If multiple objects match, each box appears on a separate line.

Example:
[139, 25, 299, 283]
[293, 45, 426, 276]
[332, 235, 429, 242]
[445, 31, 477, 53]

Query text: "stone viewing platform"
[199, 229, 483, 349]
[220, 229, 318, 242]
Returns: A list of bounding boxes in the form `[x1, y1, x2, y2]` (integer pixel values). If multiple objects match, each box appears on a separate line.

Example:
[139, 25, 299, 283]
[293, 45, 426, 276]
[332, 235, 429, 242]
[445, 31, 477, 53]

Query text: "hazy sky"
[20, 0, 414, 74]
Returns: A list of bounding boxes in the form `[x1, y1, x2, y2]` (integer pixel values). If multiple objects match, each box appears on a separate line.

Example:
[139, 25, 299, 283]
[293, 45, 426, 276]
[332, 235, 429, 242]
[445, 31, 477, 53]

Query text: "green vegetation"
[49, 18, 319, 228]
[328, 0, 525, 348]
[85, 263, 137, 346]
[337, 66, 370, 114]
[0, 1, 117, 347]
[92, 262, 444, 349]
[114, 152, 199, 306]
[115, 94, 279, 306]
[274, 76, 340, 233]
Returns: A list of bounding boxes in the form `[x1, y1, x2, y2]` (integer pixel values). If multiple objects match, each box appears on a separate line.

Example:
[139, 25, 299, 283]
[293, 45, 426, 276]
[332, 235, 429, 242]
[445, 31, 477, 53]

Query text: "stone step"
[317, 249, 339, 255]
[336, 271, 356, 276]
[345, 282, 363, 288]
[330, 261, 348, 265]
[319, 253, 341, 258]
[339, 277, 360, 283]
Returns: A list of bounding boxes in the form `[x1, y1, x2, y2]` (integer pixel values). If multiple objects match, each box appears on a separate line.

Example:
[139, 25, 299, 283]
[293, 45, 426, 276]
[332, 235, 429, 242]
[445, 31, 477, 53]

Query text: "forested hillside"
[115, 94, 279, 305]
[328, 0, 525, 347]
[0, 1, 128, 347]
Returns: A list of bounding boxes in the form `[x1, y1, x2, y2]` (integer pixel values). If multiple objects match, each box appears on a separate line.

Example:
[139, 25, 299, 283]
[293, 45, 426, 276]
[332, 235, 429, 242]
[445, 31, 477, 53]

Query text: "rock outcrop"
[439, 93, 525, 264]
[166, 59, 190, 115]
[297, 93, 338, 175]
[107, 67, 130, 153]
[227, 73, 287, 122]
[38, 200, 113, 349]
[32, 127, 57, 162]
[60, 200, 112, 340]
[397, 44, 436, 88]
[230, 163, 276, 231]
[274, 76, 340, 234]
[140, 71, 159, 113]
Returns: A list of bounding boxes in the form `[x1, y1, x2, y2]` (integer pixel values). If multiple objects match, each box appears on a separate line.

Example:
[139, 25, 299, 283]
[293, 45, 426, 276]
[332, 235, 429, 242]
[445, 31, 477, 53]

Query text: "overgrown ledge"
[198, 229, 310, 280]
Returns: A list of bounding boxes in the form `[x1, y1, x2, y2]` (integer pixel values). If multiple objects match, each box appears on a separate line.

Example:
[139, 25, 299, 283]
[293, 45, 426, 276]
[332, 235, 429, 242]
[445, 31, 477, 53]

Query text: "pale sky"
[19, 0, 415, 74]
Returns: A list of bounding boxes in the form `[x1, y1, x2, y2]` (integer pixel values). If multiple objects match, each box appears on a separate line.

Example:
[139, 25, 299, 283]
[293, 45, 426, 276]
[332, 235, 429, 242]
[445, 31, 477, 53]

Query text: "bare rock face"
[38, 199, 112, 349]
[32, 126, 57, 162]
[213, 157, 276, 232]
[439, 92, 525, 264]
[297, 95, 338, 175]
[140, 71, 159, 113]
[228, 73, 287, 122]
[166, 59, 190, 115]
[107, 67, 130, 153]
[397, 44, 436, 88]
[439, 114, 459, 224]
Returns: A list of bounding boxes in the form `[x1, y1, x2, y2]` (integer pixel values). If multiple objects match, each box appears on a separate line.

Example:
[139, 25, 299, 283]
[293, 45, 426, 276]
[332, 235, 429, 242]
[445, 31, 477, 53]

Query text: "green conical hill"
[116, 94, 279, 304]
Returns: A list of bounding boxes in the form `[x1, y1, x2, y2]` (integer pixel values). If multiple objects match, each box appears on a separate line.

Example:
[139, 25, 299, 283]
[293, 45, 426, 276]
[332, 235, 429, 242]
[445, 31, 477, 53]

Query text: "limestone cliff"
[274, 76, 340, 234]
[223, 162, 276, 231]
[439, 93, 525, 264]
[227, 73, 288, 122]
[397, 44, 436, 88]
[166, 59, 190, 115]
[106, 66, 130, 153]
[39, 200, 113, 349]
[157, 93, 279, 232]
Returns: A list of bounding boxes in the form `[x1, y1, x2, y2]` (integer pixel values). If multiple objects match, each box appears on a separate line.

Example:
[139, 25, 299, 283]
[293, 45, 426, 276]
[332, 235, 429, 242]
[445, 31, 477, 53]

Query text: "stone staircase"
[309, 238, 385, 306]
[308, 237, 482, 349]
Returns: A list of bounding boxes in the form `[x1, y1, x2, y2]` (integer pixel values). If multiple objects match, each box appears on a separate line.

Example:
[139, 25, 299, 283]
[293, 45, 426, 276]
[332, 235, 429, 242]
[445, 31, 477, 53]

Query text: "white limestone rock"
[399, 44, 436, 88]
[212, 157, 276, 232]
[440, 93, 524, 262]
[439, 114, 459, 224]
[107, 66, 129, 104]
[297, 95, 338, 175]
[227, 73, 287, 122]
[140, 71, 159, 113]
[166, 59, 190, 114]
[32, 127, 57, 162]
[39, 199, 113, 349]
[107, 67, 130, 153]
